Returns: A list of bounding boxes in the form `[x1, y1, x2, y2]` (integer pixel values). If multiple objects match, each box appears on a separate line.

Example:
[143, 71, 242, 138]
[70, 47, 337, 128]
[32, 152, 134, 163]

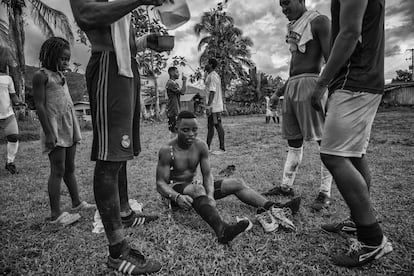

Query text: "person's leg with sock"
[5, 135, 18, 174]
[219, 178, 301, 215]
[5, 115, 20, 174]
[265, 139, 303, 196]
[185, 185, 248, 243]
[321, 154, 391, 267]
[311, 143, 333, 211]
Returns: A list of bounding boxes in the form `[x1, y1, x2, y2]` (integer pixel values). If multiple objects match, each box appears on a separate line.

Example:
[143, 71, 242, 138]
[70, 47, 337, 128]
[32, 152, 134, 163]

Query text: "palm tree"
[194, 2, 254, 100]
[0, 0, 73, 101]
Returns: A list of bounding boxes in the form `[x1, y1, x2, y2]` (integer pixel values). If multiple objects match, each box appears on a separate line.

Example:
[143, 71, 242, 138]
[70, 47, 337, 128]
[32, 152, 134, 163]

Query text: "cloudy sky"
[24, 0, 414, 86]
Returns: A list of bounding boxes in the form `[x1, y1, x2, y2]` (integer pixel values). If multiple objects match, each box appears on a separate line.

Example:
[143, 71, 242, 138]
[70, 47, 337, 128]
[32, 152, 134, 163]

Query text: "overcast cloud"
[24, 0, 414, 86]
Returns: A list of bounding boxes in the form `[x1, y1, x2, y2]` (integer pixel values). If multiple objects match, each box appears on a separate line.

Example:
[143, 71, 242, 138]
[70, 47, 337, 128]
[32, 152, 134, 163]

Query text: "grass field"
[1, 108, 413, 276]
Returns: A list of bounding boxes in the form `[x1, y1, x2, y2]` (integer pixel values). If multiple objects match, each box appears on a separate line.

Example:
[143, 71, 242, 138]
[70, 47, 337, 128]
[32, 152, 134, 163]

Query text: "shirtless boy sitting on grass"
[156, 111, 301, 243]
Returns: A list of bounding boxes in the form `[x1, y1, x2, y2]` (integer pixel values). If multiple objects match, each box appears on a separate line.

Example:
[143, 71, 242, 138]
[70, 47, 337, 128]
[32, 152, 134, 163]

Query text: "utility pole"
[406, 48, 414, 81]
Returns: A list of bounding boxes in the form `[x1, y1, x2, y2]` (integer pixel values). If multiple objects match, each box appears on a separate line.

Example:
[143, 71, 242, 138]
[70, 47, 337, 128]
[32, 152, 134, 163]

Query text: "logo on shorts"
[121, 135, 130, 148]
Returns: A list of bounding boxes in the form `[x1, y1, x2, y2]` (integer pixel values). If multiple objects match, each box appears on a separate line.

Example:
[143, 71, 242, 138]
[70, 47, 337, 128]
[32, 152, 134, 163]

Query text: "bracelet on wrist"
[174, 193, 181, 202]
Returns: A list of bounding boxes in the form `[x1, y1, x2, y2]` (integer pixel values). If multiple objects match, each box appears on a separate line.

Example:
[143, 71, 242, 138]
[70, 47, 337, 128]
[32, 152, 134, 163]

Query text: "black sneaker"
[321, 217, 356, 235]
[107, 247, 161, 275]
[311, 192, 331, 211]
[332, 236, 393, 267]
[5, 162, 18, 174]
[122, 211, 159, 228]
[278, 196, 301, 215]
[263, 186, 295, 197]
[218, 220, 249, 244]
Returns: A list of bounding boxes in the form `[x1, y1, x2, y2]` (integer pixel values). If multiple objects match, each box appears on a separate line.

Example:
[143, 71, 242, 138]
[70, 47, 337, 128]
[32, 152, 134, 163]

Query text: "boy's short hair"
[168, 66, 178, 75]
[177, 111, 196, 122]
[208, 58, 218, 70]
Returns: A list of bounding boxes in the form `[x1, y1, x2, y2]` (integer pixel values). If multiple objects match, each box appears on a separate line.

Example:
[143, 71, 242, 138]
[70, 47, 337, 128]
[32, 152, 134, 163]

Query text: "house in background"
[383, 82, 414, 106]
[179, 86, 205, 114]
[74, 101, 91, 122]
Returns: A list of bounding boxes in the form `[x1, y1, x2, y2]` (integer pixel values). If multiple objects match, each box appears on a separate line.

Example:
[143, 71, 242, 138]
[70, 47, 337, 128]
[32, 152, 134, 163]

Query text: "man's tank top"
[329, 0, 385, 94]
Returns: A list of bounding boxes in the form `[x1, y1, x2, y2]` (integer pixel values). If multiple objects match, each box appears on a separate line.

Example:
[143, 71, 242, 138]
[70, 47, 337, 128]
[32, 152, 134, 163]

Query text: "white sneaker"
[256, 211, 278, 232]
[270, 206, 296, 231]
[211, 149, 226, 155]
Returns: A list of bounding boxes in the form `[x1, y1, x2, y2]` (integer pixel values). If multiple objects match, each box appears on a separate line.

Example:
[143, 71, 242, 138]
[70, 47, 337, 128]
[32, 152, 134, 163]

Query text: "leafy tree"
[0, 0, 73, 101]
[76, 7, 173, 119]
[392, 69, 413, 83]
[194, 1, 254, 102]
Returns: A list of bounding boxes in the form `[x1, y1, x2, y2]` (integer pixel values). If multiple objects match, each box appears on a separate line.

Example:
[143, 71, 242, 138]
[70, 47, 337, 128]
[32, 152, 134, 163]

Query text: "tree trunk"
[8, 6, 25, 102]
[154, 76, 160, 120]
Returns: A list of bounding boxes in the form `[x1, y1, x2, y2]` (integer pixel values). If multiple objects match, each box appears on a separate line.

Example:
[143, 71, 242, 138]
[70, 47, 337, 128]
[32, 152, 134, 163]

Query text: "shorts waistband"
[288, 73, 319, 81]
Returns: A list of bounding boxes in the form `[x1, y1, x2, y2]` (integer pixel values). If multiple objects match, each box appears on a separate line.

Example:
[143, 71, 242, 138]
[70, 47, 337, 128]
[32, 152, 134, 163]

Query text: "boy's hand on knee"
[176, 194, 193, 210]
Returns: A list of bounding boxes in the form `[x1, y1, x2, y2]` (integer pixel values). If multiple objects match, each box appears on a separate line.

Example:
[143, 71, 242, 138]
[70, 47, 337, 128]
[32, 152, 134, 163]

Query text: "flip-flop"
[50, 212, 81, 226]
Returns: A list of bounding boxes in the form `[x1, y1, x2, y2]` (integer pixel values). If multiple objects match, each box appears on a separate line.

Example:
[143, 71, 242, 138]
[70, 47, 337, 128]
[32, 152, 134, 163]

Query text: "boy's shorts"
[282, 73, 327, 141]
[164, 179, 225, 209]
[0, 114, 18, 136]
[320, 90, 382, 158]
[86, 51, 141, 161]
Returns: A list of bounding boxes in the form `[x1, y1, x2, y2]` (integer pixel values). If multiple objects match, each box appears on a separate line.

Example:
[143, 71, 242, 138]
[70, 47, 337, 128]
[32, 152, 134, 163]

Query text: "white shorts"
[0, 114, 18, 136]
[320, 90, 382, 158]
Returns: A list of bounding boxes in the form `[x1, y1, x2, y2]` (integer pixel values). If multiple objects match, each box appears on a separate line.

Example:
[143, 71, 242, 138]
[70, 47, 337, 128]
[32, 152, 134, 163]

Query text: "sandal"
[50, 212, 81, 226]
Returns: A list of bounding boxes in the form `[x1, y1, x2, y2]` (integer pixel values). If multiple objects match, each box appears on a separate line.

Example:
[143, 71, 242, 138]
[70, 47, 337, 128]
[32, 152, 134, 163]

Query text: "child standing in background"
[0, 46, 24, 174]
[32, 37, 94, 226]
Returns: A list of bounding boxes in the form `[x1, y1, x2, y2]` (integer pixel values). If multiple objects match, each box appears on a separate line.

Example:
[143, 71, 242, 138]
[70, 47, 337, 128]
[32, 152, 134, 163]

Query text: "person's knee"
[233, 178, 248, 192]
[6, 134, 19, 143]
[64, 163, 75, 175]
[288, 139, 303, 148]
[51, 162, 66, 178]
[187, 185, 206, 198]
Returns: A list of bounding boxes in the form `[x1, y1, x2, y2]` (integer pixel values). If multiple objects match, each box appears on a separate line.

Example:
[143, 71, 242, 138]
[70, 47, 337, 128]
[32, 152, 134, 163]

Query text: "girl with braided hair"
[32, 37, 95, 226]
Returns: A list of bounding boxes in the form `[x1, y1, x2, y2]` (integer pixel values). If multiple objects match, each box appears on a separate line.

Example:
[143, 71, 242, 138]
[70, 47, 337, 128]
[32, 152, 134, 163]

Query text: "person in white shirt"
[0, 47, 23, 174]
[204, 58, 225, 155]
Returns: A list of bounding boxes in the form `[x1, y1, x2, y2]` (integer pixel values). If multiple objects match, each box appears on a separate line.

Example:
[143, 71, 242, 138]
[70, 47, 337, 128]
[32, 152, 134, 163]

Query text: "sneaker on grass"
[263, 186, 295, 197]
[5, 162, 18, 174]
[256, 210, 278, 233]
[122, 211, 159, 228]
[332, 236, 393, 267]
[311, 192, 331, 211]
[107, 247, 161, 275]
[50, 212, 81, 226]
[270, 206, 296, 231]
[211, 149, 226, 155]
[276, 196, 301, 215]
[217, 220, 249, 244]
[321, 217, 356, 235]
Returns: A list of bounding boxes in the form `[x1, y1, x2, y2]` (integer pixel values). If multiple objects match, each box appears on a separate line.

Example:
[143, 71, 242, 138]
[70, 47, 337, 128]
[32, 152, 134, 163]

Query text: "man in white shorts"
[311, 0, 392, 267]
[264, 0, 333, 212]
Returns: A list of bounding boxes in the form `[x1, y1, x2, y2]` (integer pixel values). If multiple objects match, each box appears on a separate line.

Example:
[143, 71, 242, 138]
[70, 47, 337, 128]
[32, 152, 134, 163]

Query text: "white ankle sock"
[281, 146, 303, 189]
[7, 141, 18, 163]
[320, 162, 333, 196]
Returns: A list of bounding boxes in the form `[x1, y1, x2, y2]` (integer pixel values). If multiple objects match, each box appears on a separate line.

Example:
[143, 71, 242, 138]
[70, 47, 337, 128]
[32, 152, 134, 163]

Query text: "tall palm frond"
[27, 0, 74, 43]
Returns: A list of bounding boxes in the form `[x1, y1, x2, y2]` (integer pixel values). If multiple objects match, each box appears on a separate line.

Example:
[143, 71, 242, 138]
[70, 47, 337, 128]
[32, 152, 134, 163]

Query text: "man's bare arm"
[69, 0, 166, 31]
[313, 15, 331, 62]
[156, 147, 180, 199]
[199, 142, 214, 199]
[317, 0, 368, 86]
